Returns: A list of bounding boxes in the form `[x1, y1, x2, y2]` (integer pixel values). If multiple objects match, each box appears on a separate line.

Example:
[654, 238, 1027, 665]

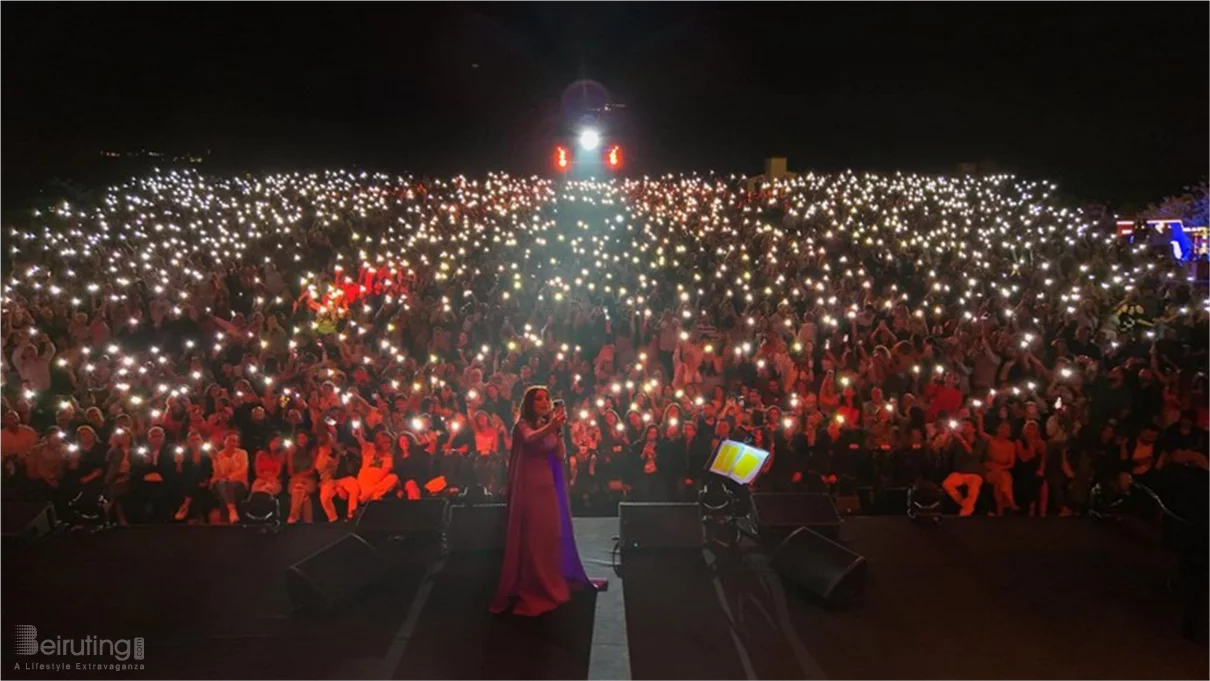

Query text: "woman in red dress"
[490, 386, 593, 616]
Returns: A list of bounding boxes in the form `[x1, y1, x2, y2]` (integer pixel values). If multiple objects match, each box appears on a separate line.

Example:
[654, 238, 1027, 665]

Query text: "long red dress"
[490, 419, 591, 616]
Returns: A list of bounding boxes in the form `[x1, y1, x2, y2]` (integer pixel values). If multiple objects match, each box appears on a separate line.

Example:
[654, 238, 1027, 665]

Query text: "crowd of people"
[1, 168, 1206, 526]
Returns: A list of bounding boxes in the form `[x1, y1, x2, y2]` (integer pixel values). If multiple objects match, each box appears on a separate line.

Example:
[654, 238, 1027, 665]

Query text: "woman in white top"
[210, 433, 249, 524]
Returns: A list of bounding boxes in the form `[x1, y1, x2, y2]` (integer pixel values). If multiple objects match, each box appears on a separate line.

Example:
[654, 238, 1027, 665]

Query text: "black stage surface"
[2, 516, 1205, 679]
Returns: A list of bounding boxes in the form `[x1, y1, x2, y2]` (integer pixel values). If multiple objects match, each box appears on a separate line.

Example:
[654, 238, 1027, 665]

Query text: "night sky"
[4, 3, 1206, 206]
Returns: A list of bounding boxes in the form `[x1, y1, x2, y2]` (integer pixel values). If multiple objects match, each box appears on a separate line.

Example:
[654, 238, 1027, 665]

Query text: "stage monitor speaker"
[752, 493, 840, 540]
[771, 526, 867, 605]
[286, 533, 385, 613]
[356, 497, 450, 539]
[448, 502, 508, 552]
[1, 501, 57, 542]
[619, 502, 702, 553]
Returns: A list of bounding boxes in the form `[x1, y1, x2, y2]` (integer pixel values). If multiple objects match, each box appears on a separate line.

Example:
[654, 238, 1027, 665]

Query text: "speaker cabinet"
[286, 533, 385, 612]
[771, 526, 867, 605]
[448, 502, 508, 552]
[1, 501, 57, 542]
[619, 502, 702, 553]
[752, 493, 840, 540]
[356, 497, 450, 539]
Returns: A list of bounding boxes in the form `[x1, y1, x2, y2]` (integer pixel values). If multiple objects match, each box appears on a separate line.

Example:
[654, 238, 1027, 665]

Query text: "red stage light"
[554, 146, 571, 171]
[606, 145, 623, 170]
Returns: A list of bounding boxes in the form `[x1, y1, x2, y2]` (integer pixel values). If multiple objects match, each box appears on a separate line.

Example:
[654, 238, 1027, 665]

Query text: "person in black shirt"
[1089, 367, 1133, 428]
[1131, 368, 1163, 430]
[761, 378, 784, 409]
[130, 426, 182, 523]
[483, 383, 513, 426]
[1159, 411, 1209, 471]
[66, 425, 107, 510]
[681, 420, 713, 489]
[433, 421, 474, 496]
[759, 417, 804, 493]
[175, 429, 216, 522]
[395, 431, 433, 499]
[630, 425, 665, 501]
[658, 421, 690, 500]
[510, 365, 536, 404]
[235, 406, 272, 459]
[1067, 326, 1102, 362]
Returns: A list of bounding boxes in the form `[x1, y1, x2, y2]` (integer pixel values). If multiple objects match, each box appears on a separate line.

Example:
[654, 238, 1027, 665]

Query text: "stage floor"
[2, 516, 1205, 679]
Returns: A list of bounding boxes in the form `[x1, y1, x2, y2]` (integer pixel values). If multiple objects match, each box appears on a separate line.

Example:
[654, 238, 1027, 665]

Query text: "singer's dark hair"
[519, 385, 552, 426]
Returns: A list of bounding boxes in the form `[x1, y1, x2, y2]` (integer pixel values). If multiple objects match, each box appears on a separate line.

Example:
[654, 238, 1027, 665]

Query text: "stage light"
[554, 146, 571, 171]
[606, 145, 623, 170]
[578, 128, 601, 151]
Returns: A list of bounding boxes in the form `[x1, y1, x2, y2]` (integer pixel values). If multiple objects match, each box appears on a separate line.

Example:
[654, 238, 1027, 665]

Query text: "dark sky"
[4, 3, 1207, 206]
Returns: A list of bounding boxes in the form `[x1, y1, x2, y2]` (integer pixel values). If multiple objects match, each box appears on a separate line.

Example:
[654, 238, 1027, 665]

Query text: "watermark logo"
[13, 626, 38, 656]
[11, 625, 145, 672]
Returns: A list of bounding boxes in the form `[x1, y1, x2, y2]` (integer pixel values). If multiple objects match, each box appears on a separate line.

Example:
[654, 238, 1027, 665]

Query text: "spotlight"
[578, 128, 601, 151]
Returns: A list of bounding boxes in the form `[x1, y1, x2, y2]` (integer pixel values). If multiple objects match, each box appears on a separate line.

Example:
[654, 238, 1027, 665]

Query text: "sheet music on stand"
[707, 439, 771, 485]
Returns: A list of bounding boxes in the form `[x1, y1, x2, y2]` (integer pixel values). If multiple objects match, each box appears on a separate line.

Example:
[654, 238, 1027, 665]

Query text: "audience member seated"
[175, 430, 215, 522]
[251, 437, 287, 496]
[286, 431, 317, 523]
[940, 420, 984, 517]
[354, 426, 400, 503]
[316, 432, 359, 522]
[211, 433, 250, 524]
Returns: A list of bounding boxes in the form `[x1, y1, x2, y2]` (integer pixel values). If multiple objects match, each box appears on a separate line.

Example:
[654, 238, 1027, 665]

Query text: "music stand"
[701, 439, 771, 549]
